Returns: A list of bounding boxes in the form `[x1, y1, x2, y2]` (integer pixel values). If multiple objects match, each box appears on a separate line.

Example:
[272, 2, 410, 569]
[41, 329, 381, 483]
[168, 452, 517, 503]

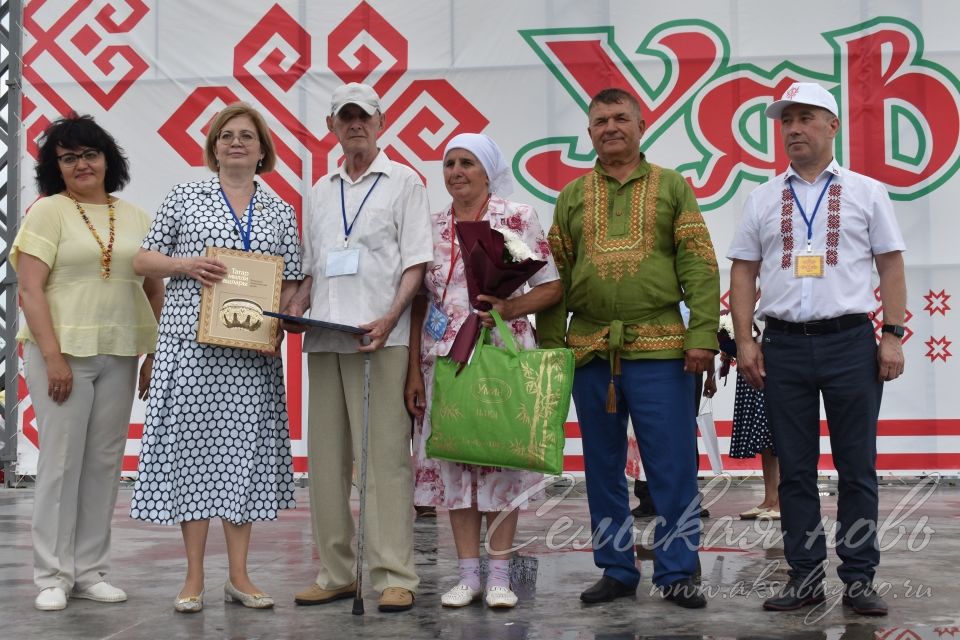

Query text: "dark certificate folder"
[264, 311, 369, 335]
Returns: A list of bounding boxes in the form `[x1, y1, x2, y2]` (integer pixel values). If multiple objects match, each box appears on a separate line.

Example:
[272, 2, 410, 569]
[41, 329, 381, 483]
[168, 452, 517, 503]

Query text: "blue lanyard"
[788, 173, 834, 252]
[219, 186, 255, 251]
[340, 173, 383, 247]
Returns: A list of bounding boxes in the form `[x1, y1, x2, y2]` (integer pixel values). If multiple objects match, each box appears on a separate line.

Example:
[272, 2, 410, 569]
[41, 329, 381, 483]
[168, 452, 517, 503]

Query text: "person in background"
[129, 102, 303, 613]
[405, 133, 561, 609]
[12, 114, 163, 611]
[721, 292, 779, 521]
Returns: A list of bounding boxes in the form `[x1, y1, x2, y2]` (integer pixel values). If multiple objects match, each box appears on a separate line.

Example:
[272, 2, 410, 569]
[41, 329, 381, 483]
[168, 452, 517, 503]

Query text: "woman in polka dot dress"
[129, 103, 303, 612]
[722, 302, 780, 521]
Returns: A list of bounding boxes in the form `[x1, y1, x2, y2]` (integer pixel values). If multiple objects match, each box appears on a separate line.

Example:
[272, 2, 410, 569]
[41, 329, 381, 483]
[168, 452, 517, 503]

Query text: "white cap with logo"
[765, 82, 838, 119]
[330, 82, 382, 116]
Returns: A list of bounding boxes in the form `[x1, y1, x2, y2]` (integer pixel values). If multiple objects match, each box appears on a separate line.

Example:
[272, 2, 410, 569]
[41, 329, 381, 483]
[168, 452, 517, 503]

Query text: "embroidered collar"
[778, 161, 844, 270]
[593, 153, 650, 184]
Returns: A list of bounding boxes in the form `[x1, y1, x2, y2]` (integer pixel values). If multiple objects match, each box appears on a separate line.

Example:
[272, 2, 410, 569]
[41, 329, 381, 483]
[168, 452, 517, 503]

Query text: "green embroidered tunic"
[536, 157, 720, 366]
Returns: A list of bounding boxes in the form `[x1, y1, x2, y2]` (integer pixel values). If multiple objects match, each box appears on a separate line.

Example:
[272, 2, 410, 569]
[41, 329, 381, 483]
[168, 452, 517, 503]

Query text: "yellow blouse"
[10, 194, 158, 357]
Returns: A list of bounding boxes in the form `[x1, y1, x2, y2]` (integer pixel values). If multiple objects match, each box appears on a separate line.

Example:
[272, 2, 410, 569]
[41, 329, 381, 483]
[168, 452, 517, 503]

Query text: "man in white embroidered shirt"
[727, 82, 906, 617]
[285, 83, 432, 613]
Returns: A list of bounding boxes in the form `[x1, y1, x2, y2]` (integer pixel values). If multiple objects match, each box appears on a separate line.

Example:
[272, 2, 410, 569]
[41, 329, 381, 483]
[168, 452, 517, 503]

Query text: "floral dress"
[412, 195, 559, 511]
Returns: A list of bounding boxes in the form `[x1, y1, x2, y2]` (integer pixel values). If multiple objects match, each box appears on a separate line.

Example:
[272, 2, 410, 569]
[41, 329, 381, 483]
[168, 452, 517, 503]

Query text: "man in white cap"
[285, 82, 432, 612]
[728, 82, 906, 616]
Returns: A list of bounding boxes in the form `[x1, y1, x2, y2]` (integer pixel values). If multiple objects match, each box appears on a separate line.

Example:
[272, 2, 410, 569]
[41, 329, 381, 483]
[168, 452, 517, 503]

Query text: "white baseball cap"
[765, 82, 838, 119]
[330, 83, 381, 116]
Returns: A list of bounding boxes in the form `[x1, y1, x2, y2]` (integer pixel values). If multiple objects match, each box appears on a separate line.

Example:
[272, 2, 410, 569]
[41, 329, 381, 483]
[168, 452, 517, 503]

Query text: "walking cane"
[352, 344, 372, 615]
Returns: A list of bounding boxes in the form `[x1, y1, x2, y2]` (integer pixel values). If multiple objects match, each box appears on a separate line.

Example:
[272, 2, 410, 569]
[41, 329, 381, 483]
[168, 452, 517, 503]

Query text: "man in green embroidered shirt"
[537, 88, 719, 608]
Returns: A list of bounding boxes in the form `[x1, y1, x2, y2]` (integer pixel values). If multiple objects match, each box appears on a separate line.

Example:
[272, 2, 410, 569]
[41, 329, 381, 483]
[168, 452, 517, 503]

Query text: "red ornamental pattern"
[22, 1, 151, 156]
[925, 336, 952, 362]
[157, 2, 489, 216]
[825, 183, 842, 266]
[780, 188, 794, 269]
[923, 289, 952, 316]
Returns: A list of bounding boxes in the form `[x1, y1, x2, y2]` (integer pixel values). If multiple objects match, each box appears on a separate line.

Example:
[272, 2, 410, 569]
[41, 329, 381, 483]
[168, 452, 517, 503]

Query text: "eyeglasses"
[57, 149, 102, 167]
[217, 130, 259, 146]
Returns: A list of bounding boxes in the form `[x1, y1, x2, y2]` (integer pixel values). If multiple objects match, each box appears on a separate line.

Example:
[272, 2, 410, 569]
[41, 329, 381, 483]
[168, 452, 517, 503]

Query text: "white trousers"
[24, 342, 137, 591]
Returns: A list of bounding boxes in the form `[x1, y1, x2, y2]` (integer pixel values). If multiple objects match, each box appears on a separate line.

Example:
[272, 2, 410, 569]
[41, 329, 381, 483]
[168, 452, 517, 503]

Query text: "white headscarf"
[443, 133, 514, 197]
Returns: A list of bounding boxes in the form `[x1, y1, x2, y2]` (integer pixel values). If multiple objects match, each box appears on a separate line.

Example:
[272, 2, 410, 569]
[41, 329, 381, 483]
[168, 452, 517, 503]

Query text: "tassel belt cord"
[567, 316, 687, 413]
[606, 320, 625, 414]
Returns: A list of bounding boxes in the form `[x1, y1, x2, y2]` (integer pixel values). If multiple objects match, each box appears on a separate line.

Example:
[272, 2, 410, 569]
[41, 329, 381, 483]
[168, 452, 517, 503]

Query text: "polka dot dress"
[130, 177, 302, 525]
[728, 371, 776, 459]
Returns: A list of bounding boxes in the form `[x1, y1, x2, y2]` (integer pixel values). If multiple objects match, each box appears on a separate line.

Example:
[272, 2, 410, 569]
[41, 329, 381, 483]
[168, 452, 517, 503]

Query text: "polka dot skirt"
[728, 371, 776, 459]
[130, 335, 296, 524]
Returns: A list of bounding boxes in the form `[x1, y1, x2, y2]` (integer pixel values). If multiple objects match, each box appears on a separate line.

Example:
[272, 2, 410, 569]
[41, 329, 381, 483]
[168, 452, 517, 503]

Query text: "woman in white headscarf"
[405, 133, 562, 609]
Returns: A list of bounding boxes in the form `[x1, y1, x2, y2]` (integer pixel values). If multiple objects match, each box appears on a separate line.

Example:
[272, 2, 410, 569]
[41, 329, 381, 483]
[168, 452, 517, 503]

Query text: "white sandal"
[441, 582, 482, 607]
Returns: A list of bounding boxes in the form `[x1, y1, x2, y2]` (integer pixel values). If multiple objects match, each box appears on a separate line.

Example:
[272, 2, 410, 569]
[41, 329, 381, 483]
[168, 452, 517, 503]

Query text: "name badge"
[425, 302, 449, 341]
[794, 253, 825, 278]
[326, 248, 360, 277]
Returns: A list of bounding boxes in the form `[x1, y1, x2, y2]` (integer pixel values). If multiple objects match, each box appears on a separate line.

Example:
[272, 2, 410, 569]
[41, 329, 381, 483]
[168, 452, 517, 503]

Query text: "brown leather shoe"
[378, 587, 414, 612]
[294, 581, 357, 606]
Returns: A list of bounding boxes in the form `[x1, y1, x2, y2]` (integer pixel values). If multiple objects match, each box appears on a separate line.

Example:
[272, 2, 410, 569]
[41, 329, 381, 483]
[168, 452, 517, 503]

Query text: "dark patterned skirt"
[728, 371, 776, 459]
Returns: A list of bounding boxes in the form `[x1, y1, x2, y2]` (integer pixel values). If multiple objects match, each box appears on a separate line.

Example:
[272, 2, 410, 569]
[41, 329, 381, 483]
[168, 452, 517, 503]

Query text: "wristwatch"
[881, 324, 905, 339]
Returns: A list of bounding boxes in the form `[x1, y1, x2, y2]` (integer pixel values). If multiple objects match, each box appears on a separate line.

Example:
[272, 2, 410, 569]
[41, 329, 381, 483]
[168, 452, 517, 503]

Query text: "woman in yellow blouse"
[10, 114, 164, 612]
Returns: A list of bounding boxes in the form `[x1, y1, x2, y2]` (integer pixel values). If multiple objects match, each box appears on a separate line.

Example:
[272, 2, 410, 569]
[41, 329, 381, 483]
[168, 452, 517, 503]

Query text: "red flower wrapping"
[447, 221, 547, 364]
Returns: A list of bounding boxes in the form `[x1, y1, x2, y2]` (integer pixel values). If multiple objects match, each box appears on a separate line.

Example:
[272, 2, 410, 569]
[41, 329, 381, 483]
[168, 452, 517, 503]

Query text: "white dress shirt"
[301, 150, 433, 352]
[727, 160, 905, 323]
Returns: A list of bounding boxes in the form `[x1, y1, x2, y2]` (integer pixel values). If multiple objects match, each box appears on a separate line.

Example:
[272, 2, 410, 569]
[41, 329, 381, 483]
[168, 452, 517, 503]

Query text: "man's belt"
[764, 313, 870, 336]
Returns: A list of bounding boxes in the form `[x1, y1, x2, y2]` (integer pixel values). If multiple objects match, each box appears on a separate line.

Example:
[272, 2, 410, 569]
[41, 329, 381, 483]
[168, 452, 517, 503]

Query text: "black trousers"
[762, 321, 882, 584]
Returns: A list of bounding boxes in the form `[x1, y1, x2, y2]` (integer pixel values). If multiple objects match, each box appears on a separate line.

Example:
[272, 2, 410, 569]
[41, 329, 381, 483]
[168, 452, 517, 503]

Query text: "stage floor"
[0, 476, 955, 639]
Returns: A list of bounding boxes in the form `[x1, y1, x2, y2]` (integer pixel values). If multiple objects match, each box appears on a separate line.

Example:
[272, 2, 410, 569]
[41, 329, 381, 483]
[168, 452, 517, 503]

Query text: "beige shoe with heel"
[224, 580, 274, 609]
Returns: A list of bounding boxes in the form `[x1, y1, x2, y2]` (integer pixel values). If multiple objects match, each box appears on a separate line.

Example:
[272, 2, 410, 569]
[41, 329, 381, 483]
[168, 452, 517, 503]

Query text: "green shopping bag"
[427, 309, 573, 475]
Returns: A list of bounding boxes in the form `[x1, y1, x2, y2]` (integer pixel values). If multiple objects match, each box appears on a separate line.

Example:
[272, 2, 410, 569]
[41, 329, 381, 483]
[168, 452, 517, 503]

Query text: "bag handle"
[478, 309, 519, 355]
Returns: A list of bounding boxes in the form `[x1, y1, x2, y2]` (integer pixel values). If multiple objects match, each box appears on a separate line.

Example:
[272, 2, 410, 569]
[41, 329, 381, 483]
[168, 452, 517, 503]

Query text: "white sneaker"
[485, 585, 518, 609]
[71, 581, 128, 603]
[35, 587, 67, 611]
[440, 582, 482, 607]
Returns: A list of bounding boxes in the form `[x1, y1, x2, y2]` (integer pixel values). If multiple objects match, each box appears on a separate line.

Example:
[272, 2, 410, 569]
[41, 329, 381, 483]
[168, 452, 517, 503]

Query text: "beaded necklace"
[68, 192, 116, 279]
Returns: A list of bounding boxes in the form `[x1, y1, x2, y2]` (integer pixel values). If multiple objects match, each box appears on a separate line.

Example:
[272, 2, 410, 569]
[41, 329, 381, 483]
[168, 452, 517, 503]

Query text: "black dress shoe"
[660, 577, 706, 609]
[631, 502, 657, 518]
[842, 581, 888, 616]
[580, 576, 636, 603]
[763, 578, 825, 611]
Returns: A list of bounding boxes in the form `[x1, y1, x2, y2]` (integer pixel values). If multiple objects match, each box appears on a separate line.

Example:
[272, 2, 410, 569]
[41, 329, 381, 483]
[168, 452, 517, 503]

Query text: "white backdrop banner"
[15, 0, 960, 476]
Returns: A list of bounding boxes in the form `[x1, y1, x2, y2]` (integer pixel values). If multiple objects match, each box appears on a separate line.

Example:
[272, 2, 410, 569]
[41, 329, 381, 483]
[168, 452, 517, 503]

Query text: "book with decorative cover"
[197, 247, 283, 350]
